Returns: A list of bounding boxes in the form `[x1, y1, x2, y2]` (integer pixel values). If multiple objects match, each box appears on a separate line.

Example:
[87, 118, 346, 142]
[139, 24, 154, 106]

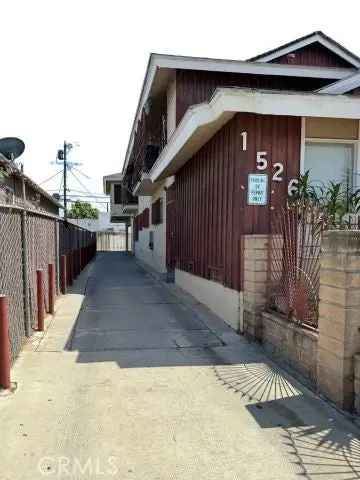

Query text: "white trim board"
[150, 88, 360, 182]
[249, 32, 360, 69]
[318, 71, 360, 94]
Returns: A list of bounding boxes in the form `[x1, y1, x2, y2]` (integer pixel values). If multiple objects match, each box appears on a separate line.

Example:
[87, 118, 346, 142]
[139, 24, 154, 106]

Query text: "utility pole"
[57, 141, 74, 220]
[63, 140, 68, 219]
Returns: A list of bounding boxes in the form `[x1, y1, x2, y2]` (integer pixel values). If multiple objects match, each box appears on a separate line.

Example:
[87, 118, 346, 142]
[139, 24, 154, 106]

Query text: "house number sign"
[240, 131, 297, 197]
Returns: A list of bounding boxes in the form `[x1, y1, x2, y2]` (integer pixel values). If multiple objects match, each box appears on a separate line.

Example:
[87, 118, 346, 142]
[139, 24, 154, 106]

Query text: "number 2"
[272, 163, 284, 182]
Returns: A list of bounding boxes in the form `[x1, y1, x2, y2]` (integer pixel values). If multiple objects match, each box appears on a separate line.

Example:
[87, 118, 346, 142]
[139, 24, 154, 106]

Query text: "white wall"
[134, 187, 167, 273]
[175, 269, 243, 332]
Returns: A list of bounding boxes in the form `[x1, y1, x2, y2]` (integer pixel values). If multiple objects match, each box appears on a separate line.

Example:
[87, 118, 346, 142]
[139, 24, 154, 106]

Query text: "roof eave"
[248, 31, 360, 68]
[0, 155, 63, 209]
[121, 55, 356, 175]
[150, 88, 360, 182]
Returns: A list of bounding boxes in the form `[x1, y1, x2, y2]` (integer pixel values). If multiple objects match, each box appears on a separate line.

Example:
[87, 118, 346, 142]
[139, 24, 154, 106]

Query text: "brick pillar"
[243, 234, 269, 340]
[317, 230, 360, 411]
[354, 354, 360, 413]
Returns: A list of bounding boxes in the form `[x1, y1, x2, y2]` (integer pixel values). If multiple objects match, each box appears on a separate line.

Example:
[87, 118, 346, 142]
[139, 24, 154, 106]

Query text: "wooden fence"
[96, 231, 131, 252]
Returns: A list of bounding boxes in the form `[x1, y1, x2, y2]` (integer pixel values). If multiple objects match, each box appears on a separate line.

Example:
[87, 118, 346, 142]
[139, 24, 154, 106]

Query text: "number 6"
[288, 179, 299, 196]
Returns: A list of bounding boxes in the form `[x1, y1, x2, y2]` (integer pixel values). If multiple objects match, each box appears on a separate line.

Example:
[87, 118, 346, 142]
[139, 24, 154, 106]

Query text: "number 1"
[241, 132, 247, 151]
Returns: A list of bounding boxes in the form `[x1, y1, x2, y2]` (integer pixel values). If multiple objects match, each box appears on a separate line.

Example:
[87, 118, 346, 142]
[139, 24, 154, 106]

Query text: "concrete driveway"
[1, 252, 360, 479]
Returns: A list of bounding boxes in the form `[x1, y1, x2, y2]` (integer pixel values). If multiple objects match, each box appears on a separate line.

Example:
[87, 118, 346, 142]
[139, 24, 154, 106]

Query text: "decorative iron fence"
[0, 204, 96, 363]
[267, 202, 327, 329]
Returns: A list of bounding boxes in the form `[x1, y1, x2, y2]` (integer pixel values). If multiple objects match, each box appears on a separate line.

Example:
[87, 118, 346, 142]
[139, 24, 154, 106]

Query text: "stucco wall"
[175, 268, 243, 332]
[134, 188, 167, 273]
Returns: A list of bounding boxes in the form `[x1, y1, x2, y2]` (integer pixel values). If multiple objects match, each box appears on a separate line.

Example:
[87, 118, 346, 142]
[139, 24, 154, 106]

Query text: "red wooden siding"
[176, 70, 330, 125]
[152, 198, 163, 225]
[142, 208, 150, 229]
[135, 208, 150, 233]
[168, 112, 301, 292]
[270, 42, 354, 68]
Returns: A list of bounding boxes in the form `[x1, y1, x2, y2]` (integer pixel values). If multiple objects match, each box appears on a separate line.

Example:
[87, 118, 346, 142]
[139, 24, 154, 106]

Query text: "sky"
[1, 0, 359, 210]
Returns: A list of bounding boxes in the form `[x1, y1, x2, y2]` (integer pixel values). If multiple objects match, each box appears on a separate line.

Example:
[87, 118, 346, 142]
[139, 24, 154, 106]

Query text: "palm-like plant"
[289, 171, 360, 229]
[319, 181, 347, 227]
[290, 170, 320, 205]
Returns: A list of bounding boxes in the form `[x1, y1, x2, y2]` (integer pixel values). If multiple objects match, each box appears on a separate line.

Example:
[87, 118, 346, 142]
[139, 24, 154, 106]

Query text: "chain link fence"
[0, 207, 25, 361]
[0, 204, 96, 363]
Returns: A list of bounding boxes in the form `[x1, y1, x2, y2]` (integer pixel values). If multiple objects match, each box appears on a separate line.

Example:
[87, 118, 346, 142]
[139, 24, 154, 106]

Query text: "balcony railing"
[124, 94, 167, 193]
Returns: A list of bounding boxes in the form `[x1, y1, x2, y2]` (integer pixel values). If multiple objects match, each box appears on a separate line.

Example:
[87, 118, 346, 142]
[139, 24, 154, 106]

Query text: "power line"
[68, 169, 100, 207]
[73, 167, 91, 180]
[63, 194, 109, 199]
[58, 172, 63, 197]
[47, 188, 108, 197]
[68, 169, 94, 196]
[39, 170, 63, 185]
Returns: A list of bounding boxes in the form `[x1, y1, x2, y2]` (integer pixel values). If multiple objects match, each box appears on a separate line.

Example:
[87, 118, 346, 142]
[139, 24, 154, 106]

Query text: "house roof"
[103, 172, 123, 194]
[0, 154, 63, 209]
[120, 32, 360, 178]
[122, 49, 357, 175]
[247, 31, 360, 68]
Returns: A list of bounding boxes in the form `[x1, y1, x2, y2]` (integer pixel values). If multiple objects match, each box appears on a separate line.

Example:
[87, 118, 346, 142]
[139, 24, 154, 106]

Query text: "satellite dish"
[0, 137, 25, 161]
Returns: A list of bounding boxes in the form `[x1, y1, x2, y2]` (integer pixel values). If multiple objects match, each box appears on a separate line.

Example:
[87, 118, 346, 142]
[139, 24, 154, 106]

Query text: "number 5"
[256, 151, 267, 170]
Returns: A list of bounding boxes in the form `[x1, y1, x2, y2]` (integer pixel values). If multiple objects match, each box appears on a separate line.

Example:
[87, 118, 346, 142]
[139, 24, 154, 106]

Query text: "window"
[304, 142, 355, 191]
[114, 184, 122, 204]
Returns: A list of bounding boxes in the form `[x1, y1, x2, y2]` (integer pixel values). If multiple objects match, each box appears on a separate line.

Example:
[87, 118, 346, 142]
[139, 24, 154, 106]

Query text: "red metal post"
[36, 269, 45, 332]
[60, 255, 67, 294]
[0, 295, 11, 390]
[67, 253, 73, 286]
[48, 263, 55, 315]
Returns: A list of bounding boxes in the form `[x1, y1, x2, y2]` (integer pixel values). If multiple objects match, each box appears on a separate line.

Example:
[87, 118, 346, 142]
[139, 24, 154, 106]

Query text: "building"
[106, 31, 360, 329]
[0, 154, 62, 215]
[103, 172, 138, 223]
[103, 172, 137, 252]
